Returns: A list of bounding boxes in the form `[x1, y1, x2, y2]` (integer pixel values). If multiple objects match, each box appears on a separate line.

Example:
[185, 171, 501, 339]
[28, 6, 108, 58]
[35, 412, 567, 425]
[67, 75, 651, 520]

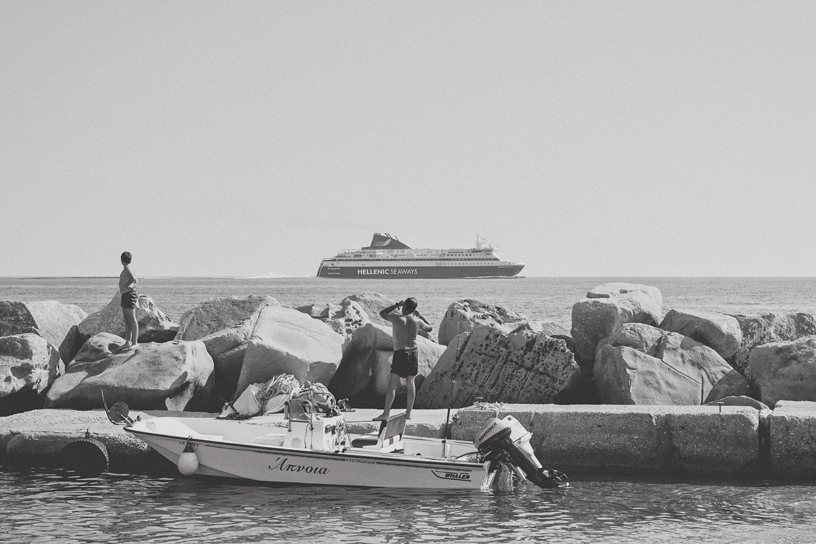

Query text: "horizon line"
[2, 274, 816, 280]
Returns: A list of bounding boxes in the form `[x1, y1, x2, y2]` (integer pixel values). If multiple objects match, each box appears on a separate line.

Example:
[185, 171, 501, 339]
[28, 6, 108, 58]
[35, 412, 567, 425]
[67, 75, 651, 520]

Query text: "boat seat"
[351, 413, 407, 450]
[350, 435, 379, 447]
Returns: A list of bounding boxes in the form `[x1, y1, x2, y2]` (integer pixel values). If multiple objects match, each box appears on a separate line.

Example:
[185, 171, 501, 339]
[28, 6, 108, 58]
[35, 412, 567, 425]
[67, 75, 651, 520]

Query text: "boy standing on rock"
[374, 297, 433, 421]
[119, 251, 139, 351]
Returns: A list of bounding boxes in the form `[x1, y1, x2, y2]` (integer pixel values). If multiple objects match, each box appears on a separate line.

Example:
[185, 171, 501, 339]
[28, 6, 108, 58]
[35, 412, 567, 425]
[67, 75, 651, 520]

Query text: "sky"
[1, 1, 815, 278]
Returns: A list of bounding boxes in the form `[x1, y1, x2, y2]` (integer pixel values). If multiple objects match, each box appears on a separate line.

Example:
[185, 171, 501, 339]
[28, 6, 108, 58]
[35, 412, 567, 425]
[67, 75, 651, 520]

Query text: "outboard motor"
[473, 416, 567, 489]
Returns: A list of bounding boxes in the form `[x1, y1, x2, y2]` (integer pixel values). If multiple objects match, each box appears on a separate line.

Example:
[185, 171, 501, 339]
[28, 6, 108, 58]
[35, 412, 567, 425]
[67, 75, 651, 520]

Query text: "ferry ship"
[316, 234, 525, 279]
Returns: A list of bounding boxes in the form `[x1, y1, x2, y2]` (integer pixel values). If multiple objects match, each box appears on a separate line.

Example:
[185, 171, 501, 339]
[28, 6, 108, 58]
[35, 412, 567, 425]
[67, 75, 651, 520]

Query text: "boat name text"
[432, 470, 472, 481]
[269, 457, 329, 475]
[357, 268, 419, 275]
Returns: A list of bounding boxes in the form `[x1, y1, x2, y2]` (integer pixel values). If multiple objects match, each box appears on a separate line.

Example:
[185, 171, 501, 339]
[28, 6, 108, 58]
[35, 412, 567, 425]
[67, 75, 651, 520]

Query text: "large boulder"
[0, 300, 87, 361]
[660, 309, 742, 359]
[594, 325, 750, 405]
[72, 332, 123, 361]
[235, 306, 344, 398]
[328, 323, 445, 408]
[728, 313, 816, 376]
[175, 295, 280, 341]
[749, 336, 816, 408]
[0, 334, 64, 415]
[45, 333, 214, 411]
[437, 300, 528, 346]
[175, 295, 280, 404]
[342, 292, 433, 340]
[341, 292, 397, 327]
[595, 322, 665, 356]
[511, 321, 570, 337]
[416, 326, 580, 409]
[595, 346, 702, 405]
[655, 332, 749, 401]
[570, 283, 663, 368]
[296, 299, 371, 340]
[75, 293, 178, 358]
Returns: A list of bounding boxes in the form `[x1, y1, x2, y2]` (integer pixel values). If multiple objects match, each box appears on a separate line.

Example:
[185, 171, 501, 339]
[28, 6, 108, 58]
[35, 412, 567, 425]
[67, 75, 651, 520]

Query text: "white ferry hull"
[317, 234, 524, 279]
[317, 263, 524, 278]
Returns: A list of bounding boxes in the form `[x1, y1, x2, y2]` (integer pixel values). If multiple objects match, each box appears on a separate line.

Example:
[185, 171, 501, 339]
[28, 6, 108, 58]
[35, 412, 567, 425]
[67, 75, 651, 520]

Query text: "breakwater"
[3, 401, 816, 481]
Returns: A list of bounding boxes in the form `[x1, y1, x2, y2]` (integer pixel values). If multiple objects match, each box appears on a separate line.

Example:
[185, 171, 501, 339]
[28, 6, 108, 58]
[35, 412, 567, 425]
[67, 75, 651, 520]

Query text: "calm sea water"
[2, 276, 816, 542]
[1, 469, 815, 544]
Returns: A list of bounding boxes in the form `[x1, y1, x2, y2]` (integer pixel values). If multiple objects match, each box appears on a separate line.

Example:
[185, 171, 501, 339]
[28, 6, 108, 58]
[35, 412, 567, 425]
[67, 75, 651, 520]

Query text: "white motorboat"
[106, 398, 566, 491]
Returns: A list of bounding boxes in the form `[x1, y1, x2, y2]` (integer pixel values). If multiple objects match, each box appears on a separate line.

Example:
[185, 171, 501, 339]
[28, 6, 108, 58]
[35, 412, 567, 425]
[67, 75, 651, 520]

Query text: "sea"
[2, 275, 816, 543]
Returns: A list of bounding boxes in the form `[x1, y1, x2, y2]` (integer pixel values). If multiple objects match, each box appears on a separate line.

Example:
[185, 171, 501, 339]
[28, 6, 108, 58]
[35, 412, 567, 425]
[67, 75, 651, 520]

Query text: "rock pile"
[175, 295, 281, 405]
[594, 324, 749, 404]
[329, 324, 445, 408]
[570, 283, 662, 366]
[2, 282, 816, 417]
[729, 313, 816, 375]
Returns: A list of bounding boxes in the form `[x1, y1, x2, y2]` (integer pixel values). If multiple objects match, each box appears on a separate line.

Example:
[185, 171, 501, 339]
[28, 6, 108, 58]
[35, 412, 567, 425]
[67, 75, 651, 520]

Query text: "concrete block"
[454, 404, 761, 477]
[770, 400, 816, 479]
[663, 408, 760, 476]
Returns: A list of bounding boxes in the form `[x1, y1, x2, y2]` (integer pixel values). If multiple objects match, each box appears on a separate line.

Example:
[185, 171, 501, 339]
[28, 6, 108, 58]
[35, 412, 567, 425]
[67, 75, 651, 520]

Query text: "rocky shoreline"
[3, 282, 816, 479]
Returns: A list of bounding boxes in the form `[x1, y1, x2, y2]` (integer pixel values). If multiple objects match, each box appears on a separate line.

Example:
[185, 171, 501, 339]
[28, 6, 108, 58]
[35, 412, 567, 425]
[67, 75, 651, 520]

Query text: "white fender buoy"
[178, 442, 199, 476]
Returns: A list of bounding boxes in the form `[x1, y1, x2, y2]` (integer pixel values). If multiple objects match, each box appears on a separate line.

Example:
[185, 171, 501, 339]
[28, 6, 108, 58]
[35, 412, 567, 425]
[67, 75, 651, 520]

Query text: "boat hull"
[127, 423, 487, 490]
[316, 263, 524, 279]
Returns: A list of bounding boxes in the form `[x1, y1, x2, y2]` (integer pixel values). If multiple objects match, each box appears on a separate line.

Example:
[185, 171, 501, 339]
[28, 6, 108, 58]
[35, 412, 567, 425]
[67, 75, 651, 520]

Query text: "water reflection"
[1, 469, 816, 543]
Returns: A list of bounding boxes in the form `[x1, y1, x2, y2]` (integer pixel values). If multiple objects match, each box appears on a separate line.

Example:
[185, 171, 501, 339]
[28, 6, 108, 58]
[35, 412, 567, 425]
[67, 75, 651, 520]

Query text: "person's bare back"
[379, 299, 432, 350]
[374, 297, 433, 421]
[389, 314, 422, 351]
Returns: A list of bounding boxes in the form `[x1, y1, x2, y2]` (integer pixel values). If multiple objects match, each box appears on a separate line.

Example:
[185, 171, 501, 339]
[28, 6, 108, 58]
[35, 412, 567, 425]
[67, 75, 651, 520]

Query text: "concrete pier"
[3, 402, 816, 480]
[455, 405, 765, 478]
[770, 401, 816, 480]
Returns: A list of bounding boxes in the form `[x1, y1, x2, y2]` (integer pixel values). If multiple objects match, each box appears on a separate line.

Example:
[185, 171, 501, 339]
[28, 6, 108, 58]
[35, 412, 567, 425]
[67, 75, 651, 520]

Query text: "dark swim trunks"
[121, 291, 138, 309]
[391, 348, 418, 378]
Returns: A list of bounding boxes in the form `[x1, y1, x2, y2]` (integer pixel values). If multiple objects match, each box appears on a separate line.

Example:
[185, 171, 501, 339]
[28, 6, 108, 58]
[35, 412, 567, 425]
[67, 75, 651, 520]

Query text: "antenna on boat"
[442, 379, 457, 456]
[442, 327, 464, 456]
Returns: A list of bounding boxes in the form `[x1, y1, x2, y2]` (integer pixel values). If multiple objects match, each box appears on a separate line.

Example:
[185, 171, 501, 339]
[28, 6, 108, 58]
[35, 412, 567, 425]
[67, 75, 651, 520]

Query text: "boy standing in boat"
[374, 297, 433, 421]
[119, 251, 139, 351]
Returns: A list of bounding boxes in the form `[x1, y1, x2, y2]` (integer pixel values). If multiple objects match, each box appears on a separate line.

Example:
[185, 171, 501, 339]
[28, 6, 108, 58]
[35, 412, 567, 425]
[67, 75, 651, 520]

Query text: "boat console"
[284, 399, 347, 451]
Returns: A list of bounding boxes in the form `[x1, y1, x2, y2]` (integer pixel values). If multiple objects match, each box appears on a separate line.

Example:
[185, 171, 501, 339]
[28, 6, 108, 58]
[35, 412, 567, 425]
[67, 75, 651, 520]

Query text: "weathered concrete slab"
[769, 400, 816, 480]
[453, 404, 762, 477]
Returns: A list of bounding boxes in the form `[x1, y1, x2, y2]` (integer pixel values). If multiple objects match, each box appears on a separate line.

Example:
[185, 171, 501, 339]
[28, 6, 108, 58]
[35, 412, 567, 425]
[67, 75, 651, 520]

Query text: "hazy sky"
[2, 1, 814, 278]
